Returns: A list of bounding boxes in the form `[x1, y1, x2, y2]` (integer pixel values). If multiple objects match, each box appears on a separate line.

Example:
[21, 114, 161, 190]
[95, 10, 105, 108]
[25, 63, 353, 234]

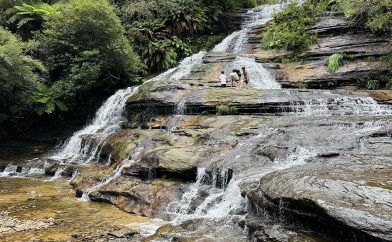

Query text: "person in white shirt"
[218, 71, 227, 87]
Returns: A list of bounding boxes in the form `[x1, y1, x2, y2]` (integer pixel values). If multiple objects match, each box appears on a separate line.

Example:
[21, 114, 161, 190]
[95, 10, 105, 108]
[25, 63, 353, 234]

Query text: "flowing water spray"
[0, 164, 45, 177]
[213, 4, 284, 89]
[226, 56, 281, 89]
[289, 95, 392, 116]
[213, 4, 283, 53]
[80, 146, 145, 201]
[50, 51, 205, 164]
[49, 87, 139, 164]
[167, 122, 315, 224]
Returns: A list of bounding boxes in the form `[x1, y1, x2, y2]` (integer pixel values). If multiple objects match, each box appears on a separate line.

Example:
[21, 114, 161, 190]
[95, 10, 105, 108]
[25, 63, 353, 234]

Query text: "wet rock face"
[242, 116, 392, 241]
[88, 178, 177, 217]
[72, 111, 392, 241]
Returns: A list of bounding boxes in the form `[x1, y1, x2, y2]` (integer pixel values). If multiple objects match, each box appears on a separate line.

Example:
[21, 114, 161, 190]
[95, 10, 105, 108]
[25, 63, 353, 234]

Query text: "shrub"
[339, 0, 392, 36]
[128, 19, 192, 71]
[366, 79, 381, 90]
[41, 0, 143, 102]
[216, 105, 238, 115]
[326, 54, 344, 73]
[261, 0, 330, 51]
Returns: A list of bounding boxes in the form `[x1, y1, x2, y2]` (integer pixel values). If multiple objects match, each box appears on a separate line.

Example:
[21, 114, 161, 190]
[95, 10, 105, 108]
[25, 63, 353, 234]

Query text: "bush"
[326, 54, 344, 73]
[339, 0, 392, 36]
[216, 105, 238, 115]
[40, 0, 143, 111]
[261, 0, 330, 51]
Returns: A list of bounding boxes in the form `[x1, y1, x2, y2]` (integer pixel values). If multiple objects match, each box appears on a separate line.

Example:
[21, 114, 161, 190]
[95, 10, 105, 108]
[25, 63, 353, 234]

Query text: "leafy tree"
[0, 27, 45, 123]
[121, 0, 206, 72]
[163, 0, 207, 36]
[40, 0, 143, 111]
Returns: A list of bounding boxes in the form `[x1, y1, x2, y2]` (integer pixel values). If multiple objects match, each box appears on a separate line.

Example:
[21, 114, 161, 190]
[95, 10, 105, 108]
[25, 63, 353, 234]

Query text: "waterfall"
[289, 95, 392, 116]
[170, 51, 206, 80]
[49, 87, 139, 163]
[175, 99, 187, 115]
[213, 4, 283, 53]
[168, 147, 315, 224]
[226, 56, 281, 89]
[213, 4, 283, 89]
[50, 51, 205, 164]
[80, 145, 145, 201]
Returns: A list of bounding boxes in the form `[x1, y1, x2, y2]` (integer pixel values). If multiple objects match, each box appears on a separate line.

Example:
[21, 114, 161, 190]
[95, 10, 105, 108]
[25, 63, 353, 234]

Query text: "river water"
[0, 178, 164, 241]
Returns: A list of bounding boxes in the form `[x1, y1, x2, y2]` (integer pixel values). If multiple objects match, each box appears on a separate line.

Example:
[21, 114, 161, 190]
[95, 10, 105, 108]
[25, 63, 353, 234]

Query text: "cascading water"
[213, 4, 283, 53]
[0, 164, 45, 177]
[80, 146, 145, 201]
[50, 51, 205, 164]
[226, 56, 281, 89]
[168, 144, 315, 224]
[289, 95, 392, 116]
[170, 51, 206, 80]
[213, 4, 284, 89]
[175, 99, 187, 115]
[49, 87, 139, 164]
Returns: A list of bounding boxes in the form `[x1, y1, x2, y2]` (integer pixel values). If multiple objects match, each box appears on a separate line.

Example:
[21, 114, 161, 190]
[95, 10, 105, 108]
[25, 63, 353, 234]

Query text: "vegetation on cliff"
[261, 0, 392, 51]
[261, 0, 392, 89]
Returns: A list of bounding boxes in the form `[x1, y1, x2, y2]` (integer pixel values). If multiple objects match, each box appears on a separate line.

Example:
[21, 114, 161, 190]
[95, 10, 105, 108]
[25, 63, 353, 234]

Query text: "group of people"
[218, 67, 249, 88]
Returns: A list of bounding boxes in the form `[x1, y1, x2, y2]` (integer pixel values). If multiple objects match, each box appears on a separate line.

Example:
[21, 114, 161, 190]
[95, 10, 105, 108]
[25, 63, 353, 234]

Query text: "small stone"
[72, 232, 82, 238]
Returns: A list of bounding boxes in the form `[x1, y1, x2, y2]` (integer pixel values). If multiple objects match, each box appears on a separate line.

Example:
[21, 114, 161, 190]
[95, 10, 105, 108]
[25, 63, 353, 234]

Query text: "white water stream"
[49, 51, 205, 164]
[213, 4, 283, 89]
[49, 87, 139, 164]
[290, 95, 392, 116]
[226, 56, 281, 89]
[213, 4, 283, 53]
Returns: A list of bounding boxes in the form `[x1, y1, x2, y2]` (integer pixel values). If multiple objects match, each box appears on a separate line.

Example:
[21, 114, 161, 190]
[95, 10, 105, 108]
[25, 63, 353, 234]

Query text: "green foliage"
[34, 83, 69, 114]
[216, 105, 238, 115]
[296, 80, 307, 89]
[261, 0, 330, 51]
[121, 0, 208, 72]
[130, 20, 192, 71]
[0, 0, 261, 133]
[339, 0, 392, 36]
[326, 54, 344, 73]
[0, 27, 45, 122]
[257, 0, 279, 4]
[6, 2, 60, 29]
[235, 0, 257, 8]
[42, 0, 143, 94]
[386, 77, 392, 90]
[366, 79, 381, 90]
[357, 76, 392, 90]
[0, 0, 22, 26]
